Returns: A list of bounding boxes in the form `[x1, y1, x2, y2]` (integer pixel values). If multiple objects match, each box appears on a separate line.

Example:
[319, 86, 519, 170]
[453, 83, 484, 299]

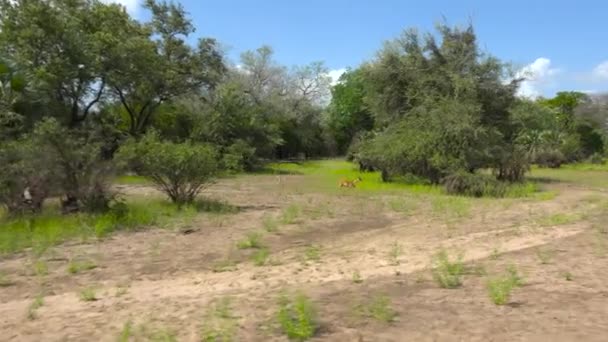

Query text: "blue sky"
[110, 0, 608, 98]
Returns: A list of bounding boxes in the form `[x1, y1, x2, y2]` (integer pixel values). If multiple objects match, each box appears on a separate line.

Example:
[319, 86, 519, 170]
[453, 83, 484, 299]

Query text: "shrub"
[29, 118, 116, 213]
[534, 149, 566, 168]
[442, 171, 508, 197]
[431, 250, 465, 289]
[117, 132, 218, 206]
[221, 139, 258, 172]
[277, 292, 318, 341]
[487, 265, 524, 305]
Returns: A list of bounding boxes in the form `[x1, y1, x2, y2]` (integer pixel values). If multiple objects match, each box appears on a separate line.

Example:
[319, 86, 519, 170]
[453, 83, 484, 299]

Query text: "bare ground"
[1, 174, 608, 341]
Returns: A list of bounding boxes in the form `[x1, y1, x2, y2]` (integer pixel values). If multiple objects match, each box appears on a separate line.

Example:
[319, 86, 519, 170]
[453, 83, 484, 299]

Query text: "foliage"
[117, 132, 218, 205]
[486, 265, 524, 305]
[431, 250, 465, 288]
[443, 171, 508, 197]
[277, 292, 318, 341]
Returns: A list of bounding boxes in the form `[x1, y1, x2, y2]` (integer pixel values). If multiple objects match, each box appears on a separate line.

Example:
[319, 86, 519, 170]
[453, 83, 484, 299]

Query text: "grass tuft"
[79, 287, 98, 302]
[237, 232, 264, 249]
[431, 250, 465, 289]
[67, 260, 97, 274]
[487, 265, 524, 305]
[27, 294, 44, 320]
[252, 248, 270, 266]
[277, 292, 318, 341]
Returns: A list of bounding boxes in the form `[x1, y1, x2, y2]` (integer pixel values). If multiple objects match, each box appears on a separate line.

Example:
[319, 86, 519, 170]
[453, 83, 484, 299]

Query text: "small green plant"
[236, 232, 263, 249]
[387, 242, 403, 265]
[79, 287, 97, 302]
[536, 248, 553, 265]
[262, 215, 279, 233]
[115, 285, 130, 297]
[487, 265, 524, 305]
[149, 329, 177, 342]
[563, 271, 573, 281]
[252, 248, 270, 266]
[280, 204, 301, 224]
[352, 270, 363, 284]
[33, 260, 49, 276]
[537, 213, 581, 227]
[367, 295, 397, 323]
[304, 245, 321, 262]
[201, 297, 237, 342]
[431, 250, 465, 289]
[277, 292, 318, 341]
[487, 277, 515, 305]
[506, 264, 524, 287]
[27, 294, 44, 320]
[490, 248, 501, 260]
[0, 272, 14, 287]
[387, 198, 417, 214]
[212, 260, 238, 273]
[117, 321, 133, 342]
[67, 260, 97, 274]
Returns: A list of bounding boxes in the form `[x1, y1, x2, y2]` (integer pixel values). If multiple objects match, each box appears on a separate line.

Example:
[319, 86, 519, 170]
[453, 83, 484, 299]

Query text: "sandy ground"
[1, 174, 607, 341]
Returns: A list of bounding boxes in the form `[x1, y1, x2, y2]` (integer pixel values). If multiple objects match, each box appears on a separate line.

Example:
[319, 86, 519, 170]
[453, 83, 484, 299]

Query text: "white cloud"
[327, 68, 346, 86]
[101, 0, 140, 14]
[591, 61, 608, 81]
[515, 57, 560, 98]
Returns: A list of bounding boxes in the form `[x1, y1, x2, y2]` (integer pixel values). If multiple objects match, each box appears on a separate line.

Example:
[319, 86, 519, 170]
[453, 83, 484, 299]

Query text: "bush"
[117, 132, 218, 205]
[221, 139, 258, 172]
[0, 140, 54, 215]
[30, 118, 116, 213]
[534, 149, 566, 168]
[277, 292, 318, 341]
[431, 250, 465, 289]
[442, 171, 508, 197]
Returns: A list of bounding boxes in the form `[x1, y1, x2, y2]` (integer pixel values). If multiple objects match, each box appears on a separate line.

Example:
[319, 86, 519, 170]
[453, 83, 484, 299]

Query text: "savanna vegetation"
[1, 0, 608, 341]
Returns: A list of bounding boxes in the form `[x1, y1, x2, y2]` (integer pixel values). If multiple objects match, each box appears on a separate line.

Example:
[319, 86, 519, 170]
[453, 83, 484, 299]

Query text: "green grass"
[431, 196, 472, 220]
[487, 265, 524, 305]
[27, 294, 45, 320]
[303, 245, 321, 262]
[33, 260, 49, 276]
[537, 213, 582, 227]
[267, 160, 440, 194]
[352, 270, 363, 284]
[201, 297, 237, 342]
[277, 292, 318, 341]
[252, 248, 270, 266]
[262, 214, 279, 233]
[387, 242, 403, 266]
[212, 260, 238, 273]
[79, 287, 97, 302]
[530, 165, 608, 188]
[114, 174, 151, 185]
[0, 271, 14, 287]
[280, 204, 302, 224]
[67, 260, 97, 274]
[0, 199, 198, 255]
[431, 250, 465, 289]
[356, 295, 398, 323]
[118, 321, 133, 342]
[236, 232, 264, 249]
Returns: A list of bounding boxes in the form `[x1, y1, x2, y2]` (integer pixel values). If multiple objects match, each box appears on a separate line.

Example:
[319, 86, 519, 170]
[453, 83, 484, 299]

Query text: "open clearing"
[1, 161, 608, 341]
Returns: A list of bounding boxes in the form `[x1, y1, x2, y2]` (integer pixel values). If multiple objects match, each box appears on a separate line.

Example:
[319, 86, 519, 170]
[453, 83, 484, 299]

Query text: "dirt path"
[1, 179, 607, 341]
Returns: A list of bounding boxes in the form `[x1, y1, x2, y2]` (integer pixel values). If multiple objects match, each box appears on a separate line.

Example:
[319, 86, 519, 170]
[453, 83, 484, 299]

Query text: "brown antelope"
[339, 176, 362, 188]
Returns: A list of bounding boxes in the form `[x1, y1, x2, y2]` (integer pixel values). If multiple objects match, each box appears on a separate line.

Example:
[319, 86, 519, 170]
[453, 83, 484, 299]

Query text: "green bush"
[117, 132, 218, 205]
[277, 292, 318, 341]
[431, 250, 465, 289]
[534, 149, 566, 168]
[442, 171, 508, 197]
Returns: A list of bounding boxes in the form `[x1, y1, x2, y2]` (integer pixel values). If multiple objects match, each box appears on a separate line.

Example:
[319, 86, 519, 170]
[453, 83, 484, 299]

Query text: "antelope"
[339, 176, 362, 188]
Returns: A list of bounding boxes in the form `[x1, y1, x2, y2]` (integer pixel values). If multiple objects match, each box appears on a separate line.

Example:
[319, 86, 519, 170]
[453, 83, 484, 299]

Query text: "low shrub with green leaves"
[486, 265, 524, 305]
[431, 250, 465, 289]
[277, 292, 318, 341]
[117, 132, 218, 206]
[443, 171, 508, 197]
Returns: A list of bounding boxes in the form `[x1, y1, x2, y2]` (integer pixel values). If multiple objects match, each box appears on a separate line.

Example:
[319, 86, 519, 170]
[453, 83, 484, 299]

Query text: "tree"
[106, 0, 226, 136]
[355, 22, 526, 184]
[326, 69, 374, 154]
[0, 0, 126, 127]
